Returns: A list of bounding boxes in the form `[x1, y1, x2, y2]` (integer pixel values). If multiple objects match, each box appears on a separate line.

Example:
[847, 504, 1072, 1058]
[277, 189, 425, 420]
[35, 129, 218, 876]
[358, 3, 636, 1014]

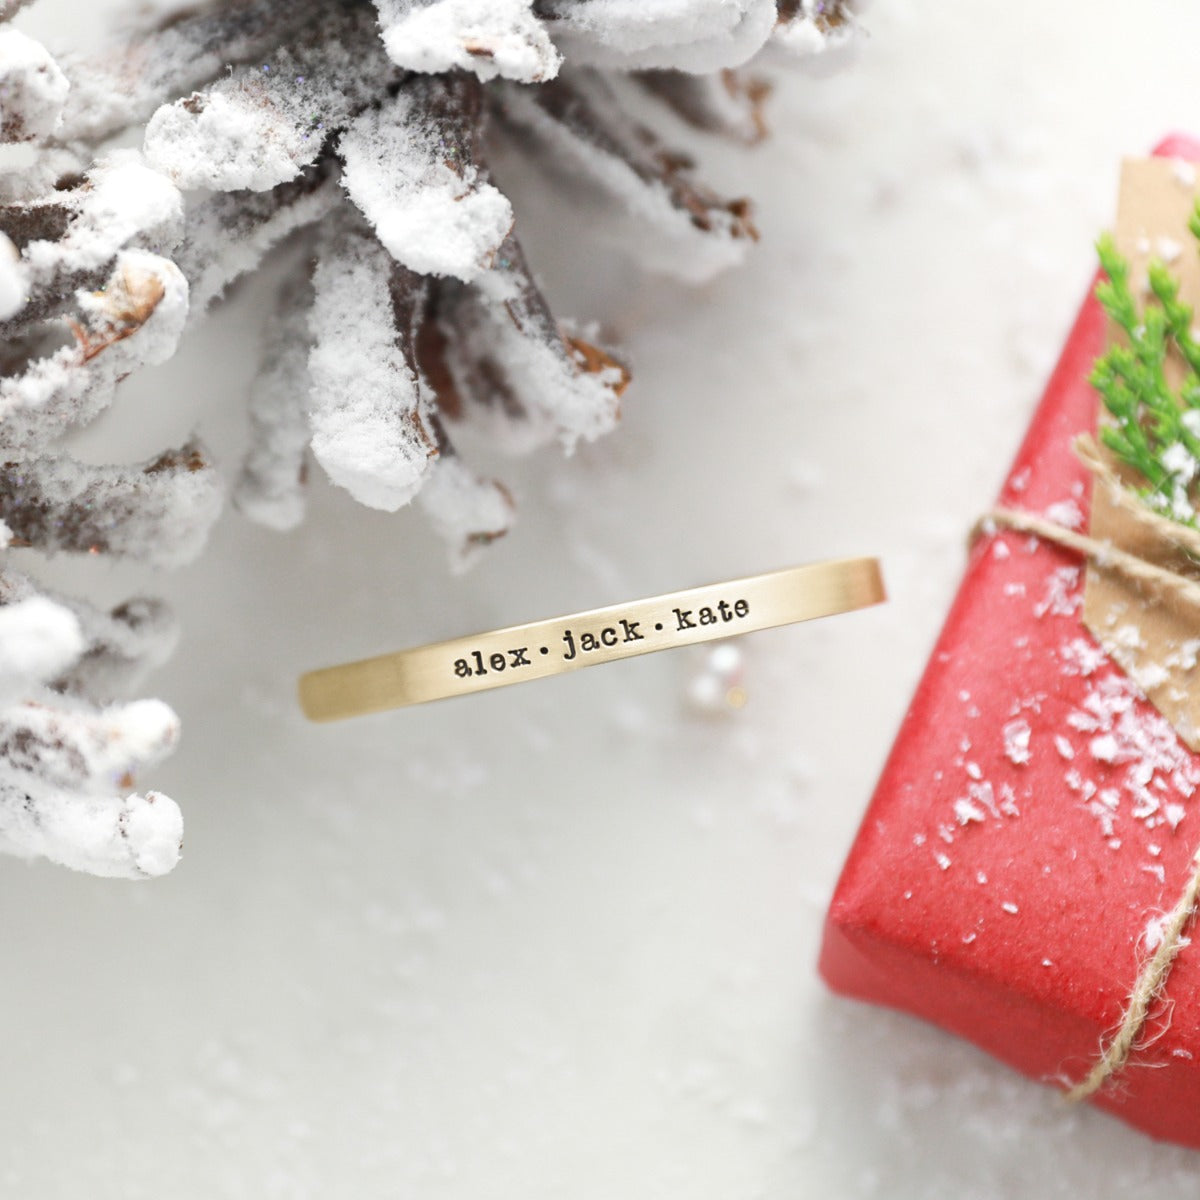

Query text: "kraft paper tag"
[1083, 157, 1200, 750]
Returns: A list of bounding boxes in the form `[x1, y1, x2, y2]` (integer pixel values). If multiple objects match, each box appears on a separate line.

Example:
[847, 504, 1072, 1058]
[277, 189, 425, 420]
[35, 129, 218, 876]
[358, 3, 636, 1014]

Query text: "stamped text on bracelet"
[456, 599, 750, 678]
[298, 558, 884, 720]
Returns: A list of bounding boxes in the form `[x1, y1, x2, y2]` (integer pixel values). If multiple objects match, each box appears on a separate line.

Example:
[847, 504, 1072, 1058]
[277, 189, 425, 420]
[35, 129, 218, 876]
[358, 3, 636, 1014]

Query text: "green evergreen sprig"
[1090, 216, 1200, 524]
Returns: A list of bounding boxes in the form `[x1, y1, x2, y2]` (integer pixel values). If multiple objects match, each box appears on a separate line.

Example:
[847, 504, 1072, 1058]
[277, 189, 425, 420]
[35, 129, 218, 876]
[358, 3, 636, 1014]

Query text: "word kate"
[452, 598, 750, 678]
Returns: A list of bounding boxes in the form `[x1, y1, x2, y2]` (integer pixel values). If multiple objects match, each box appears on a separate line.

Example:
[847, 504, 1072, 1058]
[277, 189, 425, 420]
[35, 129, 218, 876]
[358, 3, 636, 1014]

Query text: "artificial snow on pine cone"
[0, 0, 862, 878]
[0, 144, 217, 878]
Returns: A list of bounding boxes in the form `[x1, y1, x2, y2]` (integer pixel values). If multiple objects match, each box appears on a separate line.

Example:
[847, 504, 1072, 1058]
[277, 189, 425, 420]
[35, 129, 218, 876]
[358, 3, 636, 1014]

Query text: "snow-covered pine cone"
[0, 0, 860, 877]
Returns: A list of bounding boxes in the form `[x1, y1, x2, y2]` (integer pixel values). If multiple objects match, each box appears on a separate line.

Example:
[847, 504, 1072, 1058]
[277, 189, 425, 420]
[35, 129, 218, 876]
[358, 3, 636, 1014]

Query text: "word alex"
[451, 598, 750, 678]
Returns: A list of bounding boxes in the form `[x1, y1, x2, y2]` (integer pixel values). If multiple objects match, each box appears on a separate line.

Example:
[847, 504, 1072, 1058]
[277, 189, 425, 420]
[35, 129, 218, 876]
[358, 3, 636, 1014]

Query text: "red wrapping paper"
[820, 133, 1200, 1148]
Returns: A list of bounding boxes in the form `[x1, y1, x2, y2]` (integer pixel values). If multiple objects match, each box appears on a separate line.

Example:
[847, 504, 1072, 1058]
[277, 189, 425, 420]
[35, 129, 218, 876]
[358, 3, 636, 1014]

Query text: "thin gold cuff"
[298, 556, 885, 721]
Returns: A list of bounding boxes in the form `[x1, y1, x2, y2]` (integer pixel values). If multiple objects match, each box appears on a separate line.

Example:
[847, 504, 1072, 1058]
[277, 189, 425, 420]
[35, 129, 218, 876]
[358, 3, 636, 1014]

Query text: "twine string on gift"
[977, 447, 1200, 1101]
[1065, 843, 1200, 1102]
[978, 505, 1200, 613]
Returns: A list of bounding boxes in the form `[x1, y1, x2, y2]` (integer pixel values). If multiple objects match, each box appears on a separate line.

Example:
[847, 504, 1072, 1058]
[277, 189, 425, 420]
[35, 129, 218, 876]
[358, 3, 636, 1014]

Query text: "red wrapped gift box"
[820, 133, 1200, 1148]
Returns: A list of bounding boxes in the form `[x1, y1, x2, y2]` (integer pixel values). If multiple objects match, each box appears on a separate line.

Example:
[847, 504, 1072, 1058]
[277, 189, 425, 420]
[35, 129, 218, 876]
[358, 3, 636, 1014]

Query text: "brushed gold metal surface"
[299, 557, 885, 721]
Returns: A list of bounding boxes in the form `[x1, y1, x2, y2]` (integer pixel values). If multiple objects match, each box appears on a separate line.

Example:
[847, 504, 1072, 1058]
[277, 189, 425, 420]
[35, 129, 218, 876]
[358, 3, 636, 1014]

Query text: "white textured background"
[10, 1, 1200, 1196]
